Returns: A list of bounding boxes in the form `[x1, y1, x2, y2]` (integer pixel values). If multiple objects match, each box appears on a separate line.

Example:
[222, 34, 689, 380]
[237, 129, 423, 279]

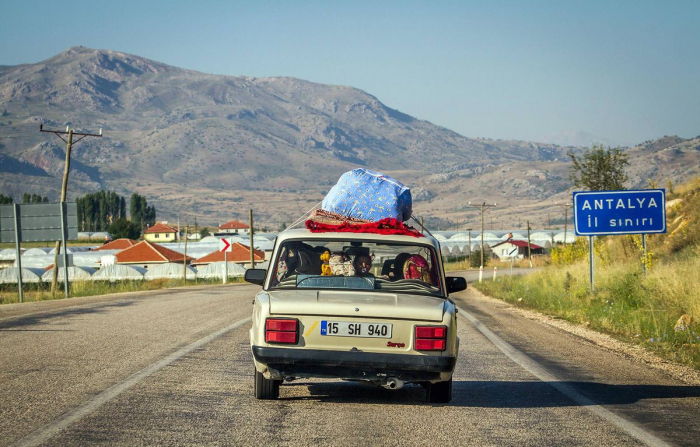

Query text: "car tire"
[427, 378, 452, 403]
[254, 368, 281, 400]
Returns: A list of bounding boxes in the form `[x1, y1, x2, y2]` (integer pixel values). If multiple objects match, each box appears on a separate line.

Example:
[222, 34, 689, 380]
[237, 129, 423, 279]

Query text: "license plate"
[320, 321, 392, 338]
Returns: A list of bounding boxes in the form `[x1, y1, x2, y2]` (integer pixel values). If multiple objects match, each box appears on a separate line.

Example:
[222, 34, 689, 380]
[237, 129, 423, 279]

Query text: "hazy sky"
[1, 0, 698, 145]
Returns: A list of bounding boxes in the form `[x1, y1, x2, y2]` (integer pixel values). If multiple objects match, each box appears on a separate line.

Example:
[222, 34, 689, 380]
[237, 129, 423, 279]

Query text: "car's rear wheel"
[254, 368, 281, 400]
[427, 378, 452, 403]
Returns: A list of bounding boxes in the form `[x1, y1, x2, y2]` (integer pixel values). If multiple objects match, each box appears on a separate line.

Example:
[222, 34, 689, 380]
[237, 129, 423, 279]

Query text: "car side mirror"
[445, 276, 467, 294]
[244, 269, 266, 286]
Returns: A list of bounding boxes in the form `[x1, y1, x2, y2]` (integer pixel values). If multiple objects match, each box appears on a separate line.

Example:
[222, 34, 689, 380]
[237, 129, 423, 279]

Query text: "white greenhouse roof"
[48, 246, 94, 255]
[92, 265, 147, 281]
[0, 267, 46, 284]
[42, 266, 97, 282]
[530, 232, 556, 241]
[195, 262, 247, 279]
[144, 263, 197, 280]
[17, 253, 107, 269]
[0, 248, 17, 260]
[24, 248, 52, 256]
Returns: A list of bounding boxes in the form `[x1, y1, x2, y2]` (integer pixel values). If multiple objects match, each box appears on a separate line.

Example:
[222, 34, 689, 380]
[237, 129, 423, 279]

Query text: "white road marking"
[457, 306, 672, 447]
[11, 317, 252, 447]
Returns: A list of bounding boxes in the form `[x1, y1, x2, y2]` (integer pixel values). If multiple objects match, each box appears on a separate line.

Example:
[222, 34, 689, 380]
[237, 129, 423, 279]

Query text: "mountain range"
[1, 46, 698, 229]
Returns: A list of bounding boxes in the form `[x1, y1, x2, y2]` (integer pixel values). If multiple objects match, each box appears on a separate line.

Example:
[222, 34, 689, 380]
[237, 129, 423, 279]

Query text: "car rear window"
[270, 239, 443, 297]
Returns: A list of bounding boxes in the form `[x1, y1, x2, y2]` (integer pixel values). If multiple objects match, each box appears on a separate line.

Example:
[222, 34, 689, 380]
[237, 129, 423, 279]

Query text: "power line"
[39, 124, 103, 295]
[467, 201, 496, 269]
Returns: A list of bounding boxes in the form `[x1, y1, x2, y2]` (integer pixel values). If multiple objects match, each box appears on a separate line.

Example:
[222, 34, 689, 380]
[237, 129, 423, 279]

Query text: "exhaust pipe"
[382, 377, 404, 390]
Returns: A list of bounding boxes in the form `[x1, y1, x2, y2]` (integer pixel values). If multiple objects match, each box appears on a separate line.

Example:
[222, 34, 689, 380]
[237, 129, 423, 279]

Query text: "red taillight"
[415, 339, 446, 351]
[266, 319, 297, 332]
[265, 318, 298, 344]
[266, 331, 297, 344]
[415, 325, 447, 351]
[415, 326, 447, 339]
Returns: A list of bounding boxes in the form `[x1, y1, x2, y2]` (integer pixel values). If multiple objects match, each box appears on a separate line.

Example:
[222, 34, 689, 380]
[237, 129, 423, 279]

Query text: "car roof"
[276, 228, 440, 249]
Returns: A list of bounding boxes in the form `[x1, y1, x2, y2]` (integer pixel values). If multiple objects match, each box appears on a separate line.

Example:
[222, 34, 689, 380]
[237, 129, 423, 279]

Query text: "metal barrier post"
[13, 203, 23, 303]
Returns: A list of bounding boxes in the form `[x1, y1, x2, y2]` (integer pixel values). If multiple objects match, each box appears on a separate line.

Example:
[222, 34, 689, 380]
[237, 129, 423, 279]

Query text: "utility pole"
[249, 209, 255, 269]
[40, 124, 102, 294]
[526, 220, 533, 268]
[466, 228, 472, 268]
[554, 201, 573, 246]
[467, 202, 496, 281]
[182, 223, 189, 283]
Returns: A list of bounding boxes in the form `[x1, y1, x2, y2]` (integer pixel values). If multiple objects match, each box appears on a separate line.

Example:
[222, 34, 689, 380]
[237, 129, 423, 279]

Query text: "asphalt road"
[1, 281, 699, 446]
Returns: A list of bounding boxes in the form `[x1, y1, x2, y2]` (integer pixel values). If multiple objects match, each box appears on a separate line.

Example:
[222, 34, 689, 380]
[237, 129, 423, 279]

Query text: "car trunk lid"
[268, 290, 445, 322]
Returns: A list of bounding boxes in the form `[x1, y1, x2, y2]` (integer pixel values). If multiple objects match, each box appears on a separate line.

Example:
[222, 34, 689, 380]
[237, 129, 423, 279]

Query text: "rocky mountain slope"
[1, 47, 698, 229]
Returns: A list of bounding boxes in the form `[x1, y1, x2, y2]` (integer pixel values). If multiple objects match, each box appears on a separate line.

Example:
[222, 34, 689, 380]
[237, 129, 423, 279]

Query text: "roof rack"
[409, 215, 434, 238]
[283, 201, 322, 232]
[284, 205, 432, 239]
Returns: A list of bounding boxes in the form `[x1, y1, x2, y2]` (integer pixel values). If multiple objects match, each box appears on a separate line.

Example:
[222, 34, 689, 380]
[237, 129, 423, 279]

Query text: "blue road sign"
[573, 189, 666, 236]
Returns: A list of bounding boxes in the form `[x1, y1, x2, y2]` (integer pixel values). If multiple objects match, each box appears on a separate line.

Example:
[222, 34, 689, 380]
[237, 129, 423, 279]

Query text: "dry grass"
[443, 254, 549, 271]
[476, 255, 700, 369]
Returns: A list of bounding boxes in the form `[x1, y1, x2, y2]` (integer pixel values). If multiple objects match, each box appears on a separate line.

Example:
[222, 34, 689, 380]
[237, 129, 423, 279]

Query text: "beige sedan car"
[245, 228, 466, 403]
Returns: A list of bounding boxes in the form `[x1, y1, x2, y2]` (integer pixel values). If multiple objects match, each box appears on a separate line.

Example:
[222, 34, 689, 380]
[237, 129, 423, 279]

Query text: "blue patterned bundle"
[322, 169, 413, 222]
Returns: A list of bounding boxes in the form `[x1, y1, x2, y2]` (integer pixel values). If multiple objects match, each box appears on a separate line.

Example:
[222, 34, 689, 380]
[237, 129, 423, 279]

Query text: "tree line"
[0, 193, 51, 204]
[76, 191, 156, 235]
[129, 193, 156, 231]
[1, 190, 156, 239]
[76, 191, 127, 232]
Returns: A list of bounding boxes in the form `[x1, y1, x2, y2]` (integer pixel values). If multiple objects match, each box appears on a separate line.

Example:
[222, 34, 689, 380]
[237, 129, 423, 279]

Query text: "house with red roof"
[93, 238, 138, 251]
[491, 239, 544, 261]
[144, 222, 178, 242]
[114, 240, 194, 268]
[192, 242, 264, 266]
[218, 219, 249, 235]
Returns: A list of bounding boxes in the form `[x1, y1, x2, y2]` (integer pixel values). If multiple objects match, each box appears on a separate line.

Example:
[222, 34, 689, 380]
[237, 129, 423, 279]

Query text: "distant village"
[0, 216, 573, 283]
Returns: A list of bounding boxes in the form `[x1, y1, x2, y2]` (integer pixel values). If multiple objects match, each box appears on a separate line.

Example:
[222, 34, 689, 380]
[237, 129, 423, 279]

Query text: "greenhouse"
[0, 248, 16, 261]
[195, 262, 247, 279]
[91, 265, 147, 281]
[0, 267, 46, 284]
[144, 263, 197, 280]
[48, 246, 96, 255]
[42, 266, 97, 282]
[24, 248, 52, 256]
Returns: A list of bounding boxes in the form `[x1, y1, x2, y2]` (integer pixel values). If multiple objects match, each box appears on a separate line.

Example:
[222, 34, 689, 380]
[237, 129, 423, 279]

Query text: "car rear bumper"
[252, 346, 457, 382]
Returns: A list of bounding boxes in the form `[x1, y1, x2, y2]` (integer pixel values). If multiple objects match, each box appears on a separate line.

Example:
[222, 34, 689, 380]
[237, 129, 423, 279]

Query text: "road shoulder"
[455, 286, 700, 386]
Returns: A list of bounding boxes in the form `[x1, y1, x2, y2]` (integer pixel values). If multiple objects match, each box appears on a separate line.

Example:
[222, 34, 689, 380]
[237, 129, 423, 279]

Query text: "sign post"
[588, 236, 594, 291]
[219, 238, 233, 284]
[13, 204, 23, 303]
[573, 189, 666, 290]
[508, 247, 517, 275]
[642, 234, 648, 275]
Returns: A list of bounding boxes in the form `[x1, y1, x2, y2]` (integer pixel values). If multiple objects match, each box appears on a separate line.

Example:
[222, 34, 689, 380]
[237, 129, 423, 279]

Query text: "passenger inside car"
[353, 253, 374, 277]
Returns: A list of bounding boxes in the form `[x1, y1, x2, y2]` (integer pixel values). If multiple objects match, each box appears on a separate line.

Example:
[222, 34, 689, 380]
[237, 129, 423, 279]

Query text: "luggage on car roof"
[321, 169, 412, 222]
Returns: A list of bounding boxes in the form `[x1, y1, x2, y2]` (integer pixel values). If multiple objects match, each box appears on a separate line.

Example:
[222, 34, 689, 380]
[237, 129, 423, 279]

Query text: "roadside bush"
[550, 238, 588, 266]
[470, 250, 489, 268]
